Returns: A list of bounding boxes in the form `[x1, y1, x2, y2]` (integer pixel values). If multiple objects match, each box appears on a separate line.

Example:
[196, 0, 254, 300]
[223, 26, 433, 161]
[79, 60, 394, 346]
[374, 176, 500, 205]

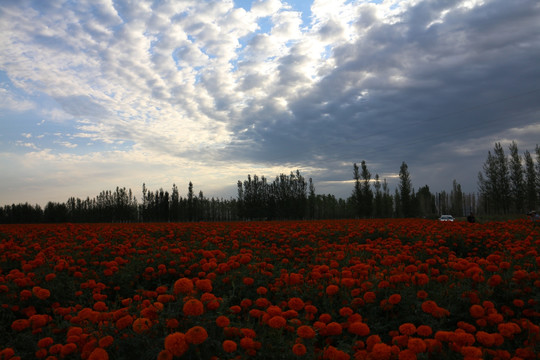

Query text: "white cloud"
[0, 87, 35, 111]
[54, 141, 78, 149]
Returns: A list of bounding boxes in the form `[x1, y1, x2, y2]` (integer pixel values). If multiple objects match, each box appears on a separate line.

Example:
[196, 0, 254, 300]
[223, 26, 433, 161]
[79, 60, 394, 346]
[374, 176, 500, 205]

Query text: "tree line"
[1, 141, 538, 223]
[477, 142, 540, 215]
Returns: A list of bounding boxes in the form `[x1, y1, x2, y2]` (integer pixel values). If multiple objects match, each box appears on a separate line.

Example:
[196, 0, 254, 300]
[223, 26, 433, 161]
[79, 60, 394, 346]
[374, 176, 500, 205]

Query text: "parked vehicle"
[439, 215, 455, 222]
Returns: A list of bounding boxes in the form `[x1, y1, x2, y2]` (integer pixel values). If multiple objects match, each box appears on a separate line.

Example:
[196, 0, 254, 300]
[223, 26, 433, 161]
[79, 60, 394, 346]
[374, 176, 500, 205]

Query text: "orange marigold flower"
[185, 326, 208, 345]
[256, 287, 268, 295]
[407, 338, 426, 354]
[240, 336, 255, 350]
[93, 301, 108, 312]
[424, 339, 442, 353]
[240, 328, 256, 338]
[229, 305, 242, 314]
[216, 315, 230, 328]
[388, 294, 401, 305]
[164, 332, 189, 357]
[288, 297, 305, 311]
[195, 279, 212, 293]
[434, 331, 452, 342]
[421, 301, 437, 314]
[98, 336, 113, 348]
[67, 327, 83, 337]
[363, 291, 376, 303]
[30, 314, 48, 329]
[487, 312, 503, 325]
[460, 346, 482, 358]
[0, 348, 15, 359]
[173, 278, 194, 295]
[311, 321, 325, 333]
[339, 307, 353, 317]
[132, 317, 152, 334]
[341, 277, 355, 288]
[469, 304, 485, 319]
[370, 343, 392, 360]
[399, 323, 416, 336]
[323, 346, 350, 360]
[326, 285, 339, 296]
[60, 343, 77, 357]
[416, 325, 432, 337]
[37, 337, 54, 348]
[157, 350, 173, 360]
[267, 305, 282, 316]
[115, 315, 133, 330]
[183, 299, 204, 316]
[393, 335, 408, 348]
[457, 321, 476, 333]
[268, 315, 287, 329]
[240, 298, 253, 308]
[33, 287, 51, 300]
[487, 274, 502, 287]
[11, 319, 30, 331]
[412, 273, 429, 286]
[475, 331, 495, 347]
[348, 322, 370, 336]
[325, 322, 343, 336]
[166, 318, 179, 329]
[366, 335, 382, 351]
[223, 340, 237, 353]
[35, 348, 47, 358]
[398, 349, 417, 360]
[88, 348, 109, 360]
[453, 332, 475, 347]
[292, 343, 307, 356]
[319, 313, 332, 323]
[497, 322, 520, 337]
[297, 325, 316, 339]
[255, 297, 270, 308]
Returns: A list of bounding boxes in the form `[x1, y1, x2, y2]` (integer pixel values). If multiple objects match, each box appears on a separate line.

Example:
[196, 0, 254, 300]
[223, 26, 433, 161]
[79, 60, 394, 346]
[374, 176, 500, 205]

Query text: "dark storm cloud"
[223, 0, 540, 192]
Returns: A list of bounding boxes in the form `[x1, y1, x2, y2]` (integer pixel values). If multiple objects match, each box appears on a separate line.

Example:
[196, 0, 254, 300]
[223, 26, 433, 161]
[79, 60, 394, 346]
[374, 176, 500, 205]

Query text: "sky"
[1, 0, 540, 206]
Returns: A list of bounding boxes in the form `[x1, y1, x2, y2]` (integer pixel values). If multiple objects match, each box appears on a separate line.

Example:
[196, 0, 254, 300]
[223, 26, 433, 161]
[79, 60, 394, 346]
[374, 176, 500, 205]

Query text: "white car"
[439, 215, 455, 222]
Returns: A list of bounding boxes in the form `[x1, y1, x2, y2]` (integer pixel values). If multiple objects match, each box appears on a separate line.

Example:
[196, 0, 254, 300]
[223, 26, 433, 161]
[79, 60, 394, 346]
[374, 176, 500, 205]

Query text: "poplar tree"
[399, 162, 412, 217]
[360, 160, 373, 217]
[509, 141, 525, 213]
[524, 150, 537, 211]
[352, 163, 362, 217]
[373, 174, 382, 217]
[478, 143, 511, 214]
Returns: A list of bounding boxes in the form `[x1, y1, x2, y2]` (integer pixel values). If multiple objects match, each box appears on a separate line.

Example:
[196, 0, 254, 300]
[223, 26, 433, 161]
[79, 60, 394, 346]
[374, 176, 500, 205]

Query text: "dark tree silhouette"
[399, 162, 413, 217]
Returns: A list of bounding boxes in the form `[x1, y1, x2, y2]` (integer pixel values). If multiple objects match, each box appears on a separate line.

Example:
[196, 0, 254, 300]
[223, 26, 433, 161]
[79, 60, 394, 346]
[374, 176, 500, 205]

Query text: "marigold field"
[0, 219, 539, 360]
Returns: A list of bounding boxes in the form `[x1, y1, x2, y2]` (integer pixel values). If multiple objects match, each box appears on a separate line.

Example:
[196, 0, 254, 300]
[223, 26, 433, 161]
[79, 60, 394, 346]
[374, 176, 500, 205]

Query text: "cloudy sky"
[1, 0, 539, 206]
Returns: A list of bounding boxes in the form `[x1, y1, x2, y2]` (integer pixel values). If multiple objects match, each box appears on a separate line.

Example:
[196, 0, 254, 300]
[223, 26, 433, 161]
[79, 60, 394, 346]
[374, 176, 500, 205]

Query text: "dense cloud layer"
[1, 0, 539, 204]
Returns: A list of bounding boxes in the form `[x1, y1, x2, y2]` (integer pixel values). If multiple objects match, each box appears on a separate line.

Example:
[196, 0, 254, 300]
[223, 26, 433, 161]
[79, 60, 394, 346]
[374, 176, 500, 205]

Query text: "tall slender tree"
[399, 161, 412, 217]
[536, 145, 540, 208]
[417, 185, 436, 217]
[524, 150, 537, 211]
[450, 180, 463, 217]
[360, 161, 373, 217]
[373, 174, 382, 217]
[308, 177, 316, 219]
[508, 141, 525, 213]
[382, 178, 393, 218]
[478, 143, 511, 214]
[187, 181, 194, 221]
[352, 163, 362, 218]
